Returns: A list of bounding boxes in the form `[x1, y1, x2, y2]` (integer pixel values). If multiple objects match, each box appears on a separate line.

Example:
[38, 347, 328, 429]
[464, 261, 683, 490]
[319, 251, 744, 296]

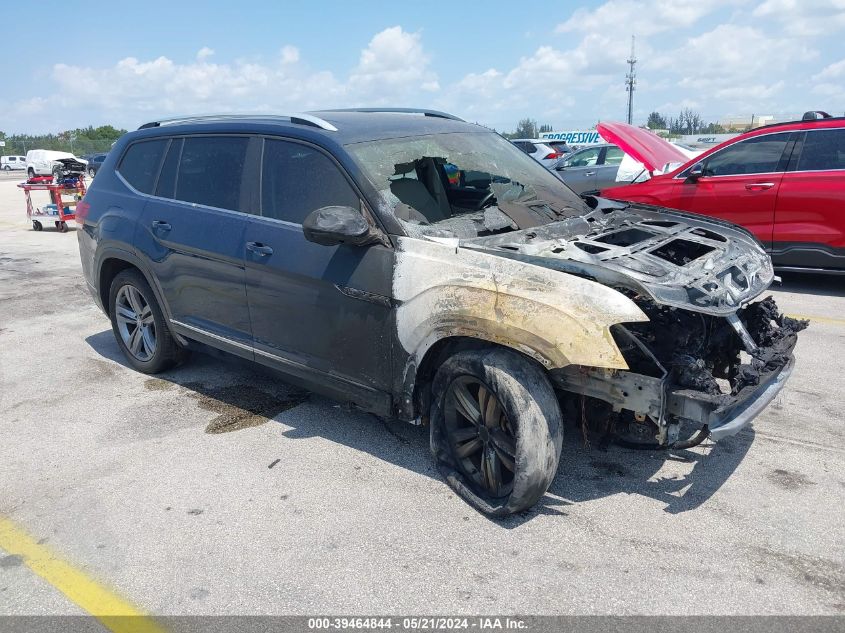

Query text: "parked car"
[85, 153, 108, 177]
[77, 109, 802, 516]
[25, 149, 87, 180]
[600, 113, 845, 273]
[510, 138, 566, 168]
[546, 140, 573, 157]
[1, 155, 27, 171]
[552, 143, 625, 194]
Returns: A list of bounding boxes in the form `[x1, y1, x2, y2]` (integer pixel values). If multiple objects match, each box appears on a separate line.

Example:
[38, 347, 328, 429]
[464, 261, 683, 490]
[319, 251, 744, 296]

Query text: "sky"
[2, 0, 844, 134]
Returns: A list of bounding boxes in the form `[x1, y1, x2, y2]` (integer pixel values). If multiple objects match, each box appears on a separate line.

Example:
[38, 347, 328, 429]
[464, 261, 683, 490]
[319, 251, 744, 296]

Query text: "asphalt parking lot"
[0, 175, 843, 619]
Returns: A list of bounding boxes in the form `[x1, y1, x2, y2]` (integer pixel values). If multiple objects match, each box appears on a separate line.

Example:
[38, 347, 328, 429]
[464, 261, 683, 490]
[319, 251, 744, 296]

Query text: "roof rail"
[314, 107, 464, 122]
[137, 113, 338, 132]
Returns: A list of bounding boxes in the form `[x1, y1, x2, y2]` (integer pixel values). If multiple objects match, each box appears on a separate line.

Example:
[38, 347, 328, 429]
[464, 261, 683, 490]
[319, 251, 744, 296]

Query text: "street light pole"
[625, 36, 637, 125]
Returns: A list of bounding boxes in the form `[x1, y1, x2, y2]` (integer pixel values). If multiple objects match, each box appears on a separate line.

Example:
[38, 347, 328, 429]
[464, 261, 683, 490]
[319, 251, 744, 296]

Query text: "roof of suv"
[134, 109, 484, 145]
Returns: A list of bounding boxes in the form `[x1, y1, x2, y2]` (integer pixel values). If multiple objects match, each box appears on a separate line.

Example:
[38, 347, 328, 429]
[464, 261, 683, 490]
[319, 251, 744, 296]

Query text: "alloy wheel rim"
[115, 285, 156, 361]
[444, 376, 516, 498]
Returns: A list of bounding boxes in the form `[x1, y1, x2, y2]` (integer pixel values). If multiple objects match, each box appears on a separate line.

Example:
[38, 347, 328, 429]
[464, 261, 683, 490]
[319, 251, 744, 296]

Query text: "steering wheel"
[474, 191, 495, 211]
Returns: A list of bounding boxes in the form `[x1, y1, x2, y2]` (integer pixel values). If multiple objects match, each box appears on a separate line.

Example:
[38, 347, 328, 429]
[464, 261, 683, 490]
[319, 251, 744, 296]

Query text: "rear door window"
[564, 147, 601, 167]
[261, 139, 359, 224]
[118, 139, 168, 194]
[703, 133, 790, 176]
[174, 136, 249, 211]
[604, 147, 625, 165]
[796, 128, 845, 171]
[155, 139, 182, 199]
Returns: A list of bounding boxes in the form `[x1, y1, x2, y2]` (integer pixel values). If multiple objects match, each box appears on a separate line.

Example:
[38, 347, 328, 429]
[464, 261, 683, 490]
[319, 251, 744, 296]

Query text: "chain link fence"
[1, 138, 118, 158]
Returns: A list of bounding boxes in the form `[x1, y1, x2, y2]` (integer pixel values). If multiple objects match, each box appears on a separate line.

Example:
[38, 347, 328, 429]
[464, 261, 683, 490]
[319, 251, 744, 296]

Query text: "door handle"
[745, 182, 775, 191]
[151, 220, 171, 232]
[246, 242, 274, 256]
[584, 171, 596, 176]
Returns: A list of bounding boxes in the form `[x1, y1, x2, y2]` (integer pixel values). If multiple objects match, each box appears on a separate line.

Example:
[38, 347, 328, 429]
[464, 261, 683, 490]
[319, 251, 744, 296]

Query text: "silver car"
[553, 143, 625, 194]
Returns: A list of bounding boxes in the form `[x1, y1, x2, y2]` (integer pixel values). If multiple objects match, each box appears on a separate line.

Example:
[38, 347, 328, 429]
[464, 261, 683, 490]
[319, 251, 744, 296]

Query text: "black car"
[77, 109, 802, 516]
[86, 153, 108, 176]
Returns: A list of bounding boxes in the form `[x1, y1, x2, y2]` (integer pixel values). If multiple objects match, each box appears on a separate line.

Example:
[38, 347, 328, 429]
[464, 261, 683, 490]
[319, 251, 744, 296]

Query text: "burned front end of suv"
[468, 200, 806, 448]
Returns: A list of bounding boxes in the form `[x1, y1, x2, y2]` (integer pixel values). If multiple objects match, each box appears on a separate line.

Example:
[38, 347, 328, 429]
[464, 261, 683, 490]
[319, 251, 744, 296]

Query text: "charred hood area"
[464, 198, 774, 317]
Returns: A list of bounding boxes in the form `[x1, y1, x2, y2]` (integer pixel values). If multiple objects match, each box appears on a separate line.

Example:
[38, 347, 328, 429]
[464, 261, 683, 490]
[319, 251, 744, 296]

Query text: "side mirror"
[687, 162, 705, 182]
[302, 205, 374, 247]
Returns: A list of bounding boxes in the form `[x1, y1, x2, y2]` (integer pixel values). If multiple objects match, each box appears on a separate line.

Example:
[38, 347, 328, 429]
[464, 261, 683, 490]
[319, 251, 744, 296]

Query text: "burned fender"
[393, 236, 648, 373]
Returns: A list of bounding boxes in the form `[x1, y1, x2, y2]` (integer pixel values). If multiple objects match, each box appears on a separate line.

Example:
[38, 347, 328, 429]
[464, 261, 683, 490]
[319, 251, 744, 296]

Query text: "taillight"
[75, 200, 90, 222]
[543, 152, 562, 160]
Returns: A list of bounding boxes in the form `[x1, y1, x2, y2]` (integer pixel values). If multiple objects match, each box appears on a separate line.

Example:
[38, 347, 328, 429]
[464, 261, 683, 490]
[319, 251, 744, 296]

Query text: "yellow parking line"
[0, 517, 166, 633]
[786, 313, 845, 327]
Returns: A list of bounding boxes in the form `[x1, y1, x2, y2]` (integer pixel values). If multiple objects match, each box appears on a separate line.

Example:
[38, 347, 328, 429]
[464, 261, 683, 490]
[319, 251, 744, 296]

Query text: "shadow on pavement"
[774, 272, 845, 298]
[86, 329, 752, 527]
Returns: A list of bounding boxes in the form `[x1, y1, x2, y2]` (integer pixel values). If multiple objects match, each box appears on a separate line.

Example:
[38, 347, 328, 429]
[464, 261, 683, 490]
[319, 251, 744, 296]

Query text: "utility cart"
[17, 178, 87, 232]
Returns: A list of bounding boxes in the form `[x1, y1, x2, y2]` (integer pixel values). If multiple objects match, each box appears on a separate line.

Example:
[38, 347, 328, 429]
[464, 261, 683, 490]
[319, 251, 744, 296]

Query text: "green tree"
[514, 118, 538, 139]
[646, 111, 667, 129]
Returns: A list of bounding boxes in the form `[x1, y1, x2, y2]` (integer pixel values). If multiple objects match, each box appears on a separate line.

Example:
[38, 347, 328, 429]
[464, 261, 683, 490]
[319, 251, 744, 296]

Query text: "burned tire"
[430, 348, 563, 517]
[108, 268, 186, 374]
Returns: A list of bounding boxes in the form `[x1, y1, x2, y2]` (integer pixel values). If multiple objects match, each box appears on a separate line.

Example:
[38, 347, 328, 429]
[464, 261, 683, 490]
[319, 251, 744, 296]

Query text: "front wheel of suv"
[430, 348, 563, 517]
[108, 269, 186, 373]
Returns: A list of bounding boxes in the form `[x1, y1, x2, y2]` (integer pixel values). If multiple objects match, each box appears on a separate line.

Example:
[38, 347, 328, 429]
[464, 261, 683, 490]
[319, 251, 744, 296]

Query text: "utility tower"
[625, 35, 637, 125]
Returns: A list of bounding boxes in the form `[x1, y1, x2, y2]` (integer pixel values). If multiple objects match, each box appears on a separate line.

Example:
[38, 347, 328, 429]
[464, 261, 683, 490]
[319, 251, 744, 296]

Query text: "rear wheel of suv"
[27, 168, 35, 178]
[430, 348, 563, 517]
[109, 269, 185, 373]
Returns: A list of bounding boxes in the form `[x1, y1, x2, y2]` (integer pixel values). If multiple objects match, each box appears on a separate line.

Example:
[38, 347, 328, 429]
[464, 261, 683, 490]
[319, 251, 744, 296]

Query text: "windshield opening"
[347, 131, 590, 239]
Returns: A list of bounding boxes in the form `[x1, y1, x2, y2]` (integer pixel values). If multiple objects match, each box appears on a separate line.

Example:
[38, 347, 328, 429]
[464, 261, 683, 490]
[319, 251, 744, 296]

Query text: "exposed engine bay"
[463, 201, 806, 448]
[350, 136, 804, 446]
[52, 157, 87, 180]
[553, 295, 807, 448]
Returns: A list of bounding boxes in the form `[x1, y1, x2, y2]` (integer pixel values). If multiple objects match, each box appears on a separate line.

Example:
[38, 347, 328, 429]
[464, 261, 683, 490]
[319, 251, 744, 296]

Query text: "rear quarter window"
[796, 129, 845, 171]
[118, 139, 168, 194]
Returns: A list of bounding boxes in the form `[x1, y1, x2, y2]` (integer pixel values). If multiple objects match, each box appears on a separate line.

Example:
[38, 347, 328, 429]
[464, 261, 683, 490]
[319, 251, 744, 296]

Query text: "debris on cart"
[17, 177, 87, 232]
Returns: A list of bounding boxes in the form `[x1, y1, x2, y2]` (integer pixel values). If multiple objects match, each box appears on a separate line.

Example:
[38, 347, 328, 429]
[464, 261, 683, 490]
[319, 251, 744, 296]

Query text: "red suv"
[599, 113, 845, 273]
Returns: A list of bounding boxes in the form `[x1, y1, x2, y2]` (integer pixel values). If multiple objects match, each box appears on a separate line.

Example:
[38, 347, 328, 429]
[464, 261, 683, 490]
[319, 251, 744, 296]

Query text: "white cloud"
[348, 26, 439, 101]
[280, 45, 299, 64]
[753, 0, 845, 36]
[4, 4, 845, 134]
[814, 58, 845, 80]
[557, 0, 735, 37]
[22, 26, 438, 130]
[649, 24, 816, 112]
[196, 47, 214, 61]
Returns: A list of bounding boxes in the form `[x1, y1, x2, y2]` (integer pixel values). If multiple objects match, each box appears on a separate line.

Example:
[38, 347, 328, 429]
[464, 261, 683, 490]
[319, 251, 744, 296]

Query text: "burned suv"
[77, 109, 804, 517]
